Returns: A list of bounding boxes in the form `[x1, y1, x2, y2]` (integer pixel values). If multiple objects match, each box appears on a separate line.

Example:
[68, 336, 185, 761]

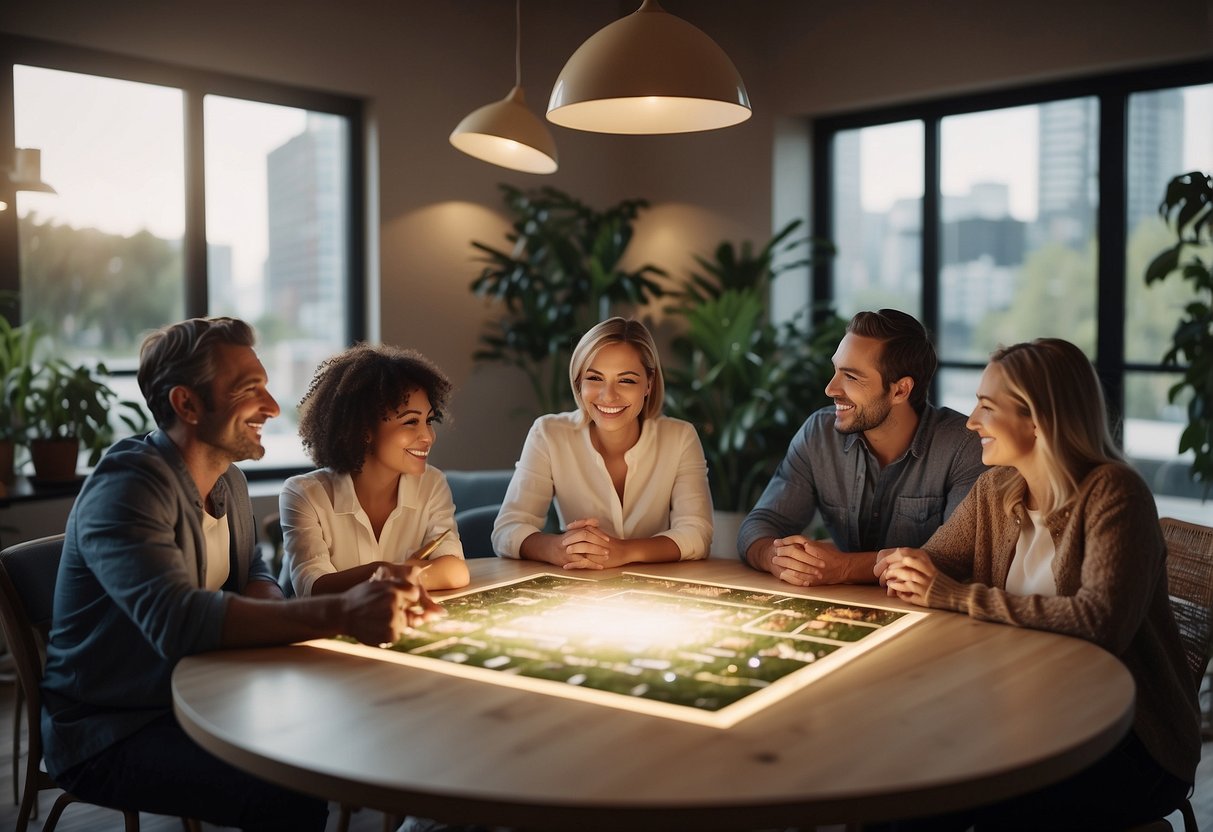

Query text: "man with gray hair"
[42, 317, 439, 830]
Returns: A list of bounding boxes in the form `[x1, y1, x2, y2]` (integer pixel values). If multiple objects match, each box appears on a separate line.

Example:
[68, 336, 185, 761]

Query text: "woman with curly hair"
[280, 344, 470, 597]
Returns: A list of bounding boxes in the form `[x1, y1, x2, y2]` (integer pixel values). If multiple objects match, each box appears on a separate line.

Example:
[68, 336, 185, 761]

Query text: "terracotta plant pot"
[29, 437, 80, 483]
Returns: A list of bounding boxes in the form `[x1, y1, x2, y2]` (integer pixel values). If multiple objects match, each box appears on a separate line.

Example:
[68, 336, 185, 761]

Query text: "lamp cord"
[514, 0, 522, 88]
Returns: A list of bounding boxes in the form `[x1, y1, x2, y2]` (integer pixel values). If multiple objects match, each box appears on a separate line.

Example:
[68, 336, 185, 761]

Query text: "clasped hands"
[875, 546, 937, 605]
[553, 518, 629, 570]
[765, 536, 851, 586]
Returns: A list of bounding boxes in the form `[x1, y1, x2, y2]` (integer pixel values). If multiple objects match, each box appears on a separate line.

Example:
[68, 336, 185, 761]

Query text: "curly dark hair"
[297, 344, 452, 474]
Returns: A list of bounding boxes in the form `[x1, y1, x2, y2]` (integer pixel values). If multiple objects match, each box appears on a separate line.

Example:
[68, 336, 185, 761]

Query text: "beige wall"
[1, 0, 1209, 475]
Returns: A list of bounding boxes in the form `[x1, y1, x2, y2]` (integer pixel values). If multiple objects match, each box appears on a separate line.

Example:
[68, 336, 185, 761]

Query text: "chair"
[0, 534, 199, 832]
[446, 470, 513, 559]
[262, 512, 296, 597]
[261, 511, 285, 579]
[1159, 516, 1213, 832]
[454, 503, 501, 558]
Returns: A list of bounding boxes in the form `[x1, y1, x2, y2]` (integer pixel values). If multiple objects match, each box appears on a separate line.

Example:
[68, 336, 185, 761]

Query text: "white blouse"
[492, 411, 713, 560]
[280, 466, 464, 597]
[1006, 507, 1058, 597]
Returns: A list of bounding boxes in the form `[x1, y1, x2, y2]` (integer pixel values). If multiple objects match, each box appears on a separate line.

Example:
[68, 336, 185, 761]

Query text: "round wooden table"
[172, 557, 1135, 830]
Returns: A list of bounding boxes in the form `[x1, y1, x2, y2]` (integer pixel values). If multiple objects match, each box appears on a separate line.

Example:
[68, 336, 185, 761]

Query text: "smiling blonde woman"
[877, 338, 1197, 830]
[492, 317, 713, 568]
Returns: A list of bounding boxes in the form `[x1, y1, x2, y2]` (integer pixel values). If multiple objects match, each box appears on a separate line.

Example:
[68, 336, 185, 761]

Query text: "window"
[204, 97, 351, 468]
[15, 66, 186, 366]
[830, 121, 923, 319]
[939, 101, 1097, 363]
[814, 62, 1213, 523]
[1, 37, 366, 473]
[1122, 83, 1213, 508]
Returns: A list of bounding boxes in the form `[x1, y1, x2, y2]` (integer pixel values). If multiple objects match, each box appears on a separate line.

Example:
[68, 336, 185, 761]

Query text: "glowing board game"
[310, 572, 927, 727]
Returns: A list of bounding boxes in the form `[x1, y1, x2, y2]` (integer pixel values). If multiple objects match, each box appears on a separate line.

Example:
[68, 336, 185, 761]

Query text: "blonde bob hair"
[988, 338, 1123, 517]
[568, 317, 664, 422]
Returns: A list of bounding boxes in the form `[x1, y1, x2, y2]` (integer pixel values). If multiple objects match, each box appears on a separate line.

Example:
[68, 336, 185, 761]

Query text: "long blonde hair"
[989, 338, 1123, 517]
[569, 318, 664, 421]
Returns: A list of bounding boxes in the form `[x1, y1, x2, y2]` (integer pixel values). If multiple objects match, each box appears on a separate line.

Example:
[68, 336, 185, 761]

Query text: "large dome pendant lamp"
[449, 0, 558, 174]
[546, 0, 751, 135]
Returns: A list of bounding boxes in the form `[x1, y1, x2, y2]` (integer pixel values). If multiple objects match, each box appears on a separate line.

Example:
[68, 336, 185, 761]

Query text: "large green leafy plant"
[471, 185, 668, 415]
[664, 220, 843, 512]
[1145, 170, 1213, 491]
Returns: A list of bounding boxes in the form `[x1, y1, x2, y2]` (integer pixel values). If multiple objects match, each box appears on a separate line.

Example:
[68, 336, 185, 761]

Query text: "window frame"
[810, 59, 1213, 426]
[0, 34, 368, 478]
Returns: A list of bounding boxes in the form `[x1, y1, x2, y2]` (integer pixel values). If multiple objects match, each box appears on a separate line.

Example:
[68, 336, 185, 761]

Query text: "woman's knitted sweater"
[922, 463, 1199, 784]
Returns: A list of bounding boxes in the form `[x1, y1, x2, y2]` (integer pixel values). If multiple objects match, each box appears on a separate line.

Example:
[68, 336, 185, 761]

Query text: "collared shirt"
[280, 466, 464, 597]
[492, 411, 713, 560]
[738, 404, 986, 557]
[41, 430, 275, 777]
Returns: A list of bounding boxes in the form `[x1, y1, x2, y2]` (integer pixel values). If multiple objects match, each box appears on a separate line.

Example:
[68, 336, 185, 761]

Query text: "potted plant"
[0, 316, 41, 484]
[470, 184, 668, 416]
[664, 220, 842, 541]
[1145, 170, 1213, 494]
[20, 357, 149, 482]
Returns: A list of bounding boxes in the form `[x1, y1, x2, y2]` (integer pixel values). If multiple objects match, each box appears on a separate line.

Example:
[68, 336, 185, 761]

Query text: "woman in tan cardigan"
[878, 338, 1198, 830]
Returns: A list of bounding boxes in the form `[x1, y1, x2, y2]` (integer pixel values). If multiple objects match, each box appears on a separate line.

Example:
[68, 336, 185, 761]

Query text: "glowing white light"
[534, 596, 712, 650]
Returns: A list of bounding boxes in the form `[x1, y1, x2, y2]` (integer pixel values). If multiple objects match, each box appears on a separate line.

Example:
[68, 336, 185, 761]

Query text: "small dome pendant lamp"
[546, 0, 751, 135]
[449, 0, 558, 174]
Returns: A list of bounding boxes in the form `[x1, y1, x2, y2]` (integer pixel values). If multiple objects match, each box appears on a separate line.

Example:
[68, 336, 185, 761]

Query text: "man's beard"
[832, 395, 893, 435]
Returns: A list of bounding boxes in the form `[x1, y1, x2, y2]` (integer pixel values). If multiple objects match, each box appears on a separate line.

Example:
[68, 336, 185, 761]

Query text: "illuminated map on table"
[310, 572, 927, 727]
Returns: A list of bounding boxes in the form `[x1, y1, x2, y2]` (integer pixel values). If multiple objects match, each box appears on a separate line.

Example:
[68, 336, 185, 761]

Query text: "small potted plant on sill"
[20, 357, 149, 482]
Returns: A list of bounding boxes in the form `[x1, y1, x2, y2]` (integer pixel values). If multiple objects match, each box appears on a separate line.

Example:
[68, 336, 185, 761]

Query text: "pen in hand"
[414, 528, 452, 560]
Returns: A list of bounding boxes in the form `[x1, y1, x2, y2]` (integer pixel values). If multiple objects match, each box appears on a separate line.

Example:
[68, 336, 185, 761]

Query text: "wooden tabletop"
[172, 556, 1135, 830]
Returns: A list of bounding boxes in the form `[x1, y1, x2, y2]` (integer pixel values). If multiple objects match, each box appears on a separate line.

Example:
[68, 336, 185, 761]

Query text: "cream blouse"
[281, 466, 464, 596]
[492, 411, 713, 560]
[1006, 507, 1058, 597]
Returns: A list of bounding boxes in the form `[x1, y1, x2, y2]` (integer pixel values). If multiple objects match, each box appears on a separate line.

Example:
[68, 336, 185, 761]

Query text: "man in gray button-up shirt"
[740, 310, 985, 586]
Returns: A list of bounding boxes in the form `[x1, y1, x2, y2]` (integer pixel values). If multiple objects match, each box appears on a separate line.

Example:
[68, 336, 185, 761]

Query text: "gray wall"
[1, 0, 1209, 483]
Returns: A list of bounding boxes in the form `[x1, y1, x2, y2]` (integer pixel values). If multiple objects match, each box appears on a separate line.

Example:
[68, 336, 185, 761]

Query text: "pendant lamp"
[8, 148, 56, 193]
[450, 0, 558, 174]
[1, 148, 56, 212]
[546, 0, 751, 135]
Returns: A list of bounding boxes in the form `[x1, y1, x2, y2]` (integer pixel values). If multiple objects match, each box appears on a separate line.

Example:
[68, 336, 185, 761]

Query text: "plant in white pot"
[20, 357, 149, 482]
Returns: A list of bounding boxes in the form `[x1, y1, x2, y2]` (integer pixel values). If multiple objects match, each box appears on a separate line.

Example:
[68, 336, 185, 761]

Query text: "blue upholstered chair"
[445, 469, 515, 558]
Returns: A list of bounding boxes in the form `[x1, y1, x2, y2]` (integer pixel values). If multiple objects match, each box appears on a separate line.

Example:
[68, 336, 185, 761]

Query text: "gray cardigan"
[41, 430, 274, 776]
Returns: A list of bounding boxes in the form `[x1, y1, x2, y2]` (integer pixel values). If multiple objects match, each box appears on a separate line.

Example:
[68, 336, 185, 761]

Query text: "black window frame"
[0, 34, 368, 478]
[810, 58, 1213, 428]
